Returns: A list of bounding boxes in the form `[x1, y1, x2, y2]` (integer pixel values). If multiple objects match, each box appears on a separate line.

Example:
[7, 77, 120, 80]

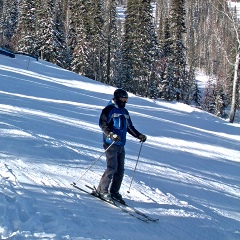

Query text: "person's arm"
[126, 113, 141, 138]
[99, 105, 113, 136]
[126, 111, 147, 142]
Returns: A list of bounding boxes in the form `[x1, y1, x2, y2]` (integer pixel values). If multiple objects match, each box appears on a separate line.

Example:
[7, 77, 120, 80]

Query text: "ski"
[85, 185, 159, 223]
[71, 183, 158, 223]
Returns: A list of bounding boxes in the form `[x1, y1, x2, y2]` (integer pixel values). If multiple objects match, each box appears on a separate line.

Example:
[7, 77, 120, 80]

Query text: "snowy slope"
[0, 54, 240, 240]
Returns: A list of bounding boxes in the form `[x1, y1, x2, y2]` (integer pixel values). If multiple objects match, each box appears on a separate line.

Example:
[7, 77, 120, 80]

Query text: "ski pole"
[73, 141, 115, 185]
[127, 141, 143, 193]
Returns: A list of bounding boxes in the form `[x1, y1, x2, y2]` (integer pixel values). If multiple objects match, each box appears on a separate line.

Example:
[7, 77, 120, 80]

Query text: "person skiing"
[95, 88, 147, 204]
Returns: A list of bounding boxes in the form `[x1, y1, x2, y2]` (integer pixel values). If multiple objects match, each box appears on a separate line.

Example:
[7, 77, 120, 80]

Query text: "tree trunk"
[229, 51, 239, 123]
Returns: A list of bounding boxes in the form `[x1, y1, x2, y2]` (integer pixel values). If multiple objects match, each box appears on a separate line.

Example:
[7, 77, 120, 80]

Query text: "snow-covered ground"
[0, 54, 240, 240]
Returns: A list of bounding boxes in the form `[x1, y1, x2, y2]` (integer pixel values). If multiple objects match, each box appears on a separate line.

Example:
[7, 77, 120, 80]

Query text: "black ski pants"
[97, 144, 125, 194]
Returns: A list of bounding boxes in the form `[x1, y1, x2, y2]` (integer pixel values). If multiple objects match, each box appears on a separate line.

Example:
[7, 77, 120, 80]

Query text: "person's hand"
[108, 132, 121, 142]
[138, 134, 147, 142]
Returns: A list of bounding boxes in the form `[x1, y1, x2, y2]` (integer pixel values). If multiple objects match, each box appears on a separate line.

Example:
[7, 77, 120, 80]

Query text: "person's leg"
[110, 146, 125, 194]
[97, 144, 119, 193]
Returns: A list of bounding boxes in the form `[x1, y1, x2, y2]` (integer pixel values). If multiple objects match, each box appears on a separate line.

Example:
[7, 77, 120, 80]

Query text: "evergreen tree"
[103, 0, 119, 85]
[71, 0, 105, 81]
[35, 0, 63, 64]
[123, 0, 161, 97]
[201, 77, 216, 114]
[14, 0, 37, 55]
[0, 1, 3, 14]
[71, 0, 89, 75]
[61, 0, 75, 70]
[0, 0, 3, 42]
[168, 0, 189, 102]
[160, 60, 175, 100]
[191, 79, 202, 107]
[162, 17, 173, 58]
[0, 0, 18, 50]
[54, 0, 67, 67]
[159, 16, 175, 100]
[88, 0, 105, 81]
[214, 79, 227, 118]
[201, 76, 227, 118]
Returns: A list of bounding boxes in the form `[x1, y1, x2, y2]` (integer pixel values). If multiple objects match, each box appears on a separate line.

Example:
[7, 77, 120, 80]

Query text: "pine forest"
[0, 0, 239, 122]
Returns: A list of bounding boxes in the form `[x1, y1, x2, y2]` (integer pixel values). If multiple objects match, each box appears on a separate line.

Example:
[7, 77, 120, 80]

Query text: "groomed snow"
[0, 54, 239, 240]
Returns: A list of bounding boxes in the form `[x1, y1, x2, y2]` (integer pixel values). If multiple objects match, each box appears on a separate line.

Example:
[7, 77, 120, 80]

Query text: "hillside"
[0, 54, 240, 240]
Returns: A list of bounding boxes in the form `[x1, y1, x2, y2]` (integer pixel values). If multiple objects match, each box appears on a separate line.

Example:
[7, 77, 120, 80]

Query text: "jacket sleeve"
[99, 105, 113, 136]
[126, 112, 141, 139]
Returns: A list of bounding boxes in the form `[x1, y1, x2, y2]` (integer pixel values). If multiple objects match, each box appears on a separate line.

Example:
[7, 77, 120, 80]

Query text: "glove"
[138, 134, 147, 142]
[108, 132, 121, 142]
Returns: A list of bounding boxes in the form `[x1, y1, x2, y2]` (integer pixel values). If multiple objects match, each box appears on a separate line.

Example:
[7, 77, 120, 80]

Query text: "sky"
[0, 54, 240, 240]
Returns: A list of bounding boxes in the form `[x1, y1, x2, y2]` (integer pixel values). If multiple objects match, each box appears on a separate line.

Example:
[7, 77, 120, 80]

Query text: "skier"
[96, 88, 147, 204]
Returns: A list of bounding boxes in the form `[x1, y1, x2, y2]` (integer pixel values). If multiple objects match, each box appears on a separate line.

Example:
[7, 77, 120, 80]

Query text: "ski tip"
[72, 182, 76, 186]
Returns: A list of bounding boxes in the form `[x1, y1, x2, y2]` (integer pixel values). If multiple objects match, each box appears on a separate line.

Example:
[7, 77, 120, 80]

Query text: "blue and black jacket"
[99, 100, 141, 146]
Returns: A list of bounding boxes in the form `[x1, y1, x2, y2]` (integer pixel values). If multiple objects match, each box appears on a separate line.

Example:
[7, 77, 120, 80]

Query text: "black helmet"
[114, 88, 128, 100]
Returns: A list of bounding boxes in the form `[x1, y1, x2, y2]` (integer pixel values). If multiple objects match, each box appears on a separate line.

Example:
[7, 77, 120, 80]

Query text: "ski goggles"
[120, 97, 128, 103]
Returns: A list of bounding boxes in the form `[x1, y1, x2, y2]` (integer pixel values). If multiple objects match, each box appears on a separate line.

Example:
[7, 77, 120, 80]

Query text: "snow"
[229, 1, 240, 16]
[0, 54, 240, 240]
